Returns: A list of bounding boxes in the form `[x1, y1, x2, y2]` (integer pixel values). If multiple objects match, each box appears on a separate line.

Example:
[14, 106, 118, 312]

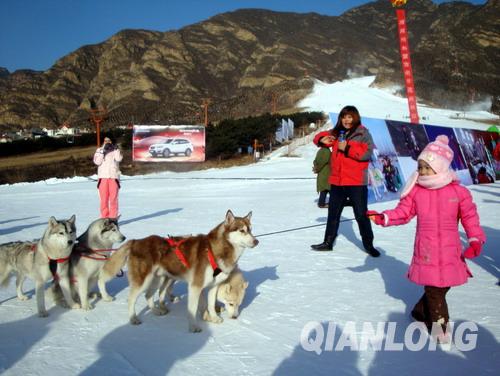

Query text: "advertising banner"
[132, 125, 205, 162]
[327, 113, 497, 204]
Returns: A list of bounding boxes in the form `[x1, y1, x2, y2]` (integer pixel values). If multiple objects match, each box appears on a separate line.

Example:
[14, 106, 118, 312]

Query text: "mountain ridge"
[0, 0, 498, 130]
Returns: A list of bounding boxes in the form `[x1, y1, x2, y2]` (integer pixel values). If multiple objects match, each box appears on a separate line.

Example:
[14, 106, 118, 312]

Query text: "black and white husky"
[0, 216, 79, 317]
[53, 218, 126, 310]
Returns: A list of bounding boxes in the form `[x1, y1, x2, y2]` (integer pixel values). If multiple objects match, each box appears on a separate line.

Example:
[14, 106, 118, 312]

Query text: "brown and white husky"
[102, 210, 258, 332]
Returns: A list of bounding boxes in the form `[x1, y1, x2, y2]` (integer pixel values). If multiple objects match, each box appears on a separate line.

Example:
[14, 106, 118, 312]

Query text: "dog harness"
[165, 237, 190, 268]
[165, 237, 222, 277]
[78, 246, 116, 261]
[207, 249, 222, 277]
[30, 244, 70, 281]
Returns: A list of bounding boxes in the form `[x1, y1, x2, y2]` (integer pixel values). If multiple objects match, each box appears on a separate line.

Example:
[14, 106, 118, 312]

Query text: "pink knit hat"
[418, 135, 454, 173]
[400, 134, 458, 197]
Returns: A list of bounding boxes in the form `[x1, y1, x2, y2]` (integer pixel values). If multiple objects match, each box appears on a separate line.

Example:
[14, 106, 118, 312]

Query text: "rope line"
[45, 176, 314, 185]
[255, 217, 356, 238]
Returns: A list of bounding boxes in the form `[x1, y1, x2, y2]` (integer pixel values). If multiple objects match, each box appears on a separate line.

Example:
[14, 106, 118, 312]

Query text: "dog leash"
[255, 217, 356, 238]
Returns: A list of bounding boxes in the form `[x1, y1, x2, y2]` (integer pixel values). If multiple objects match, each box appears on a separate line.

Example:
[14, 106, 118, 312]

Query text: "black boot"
[311, 236, 335, 251]
[365, 246, 381, 257]
[362, 238, 381, 257]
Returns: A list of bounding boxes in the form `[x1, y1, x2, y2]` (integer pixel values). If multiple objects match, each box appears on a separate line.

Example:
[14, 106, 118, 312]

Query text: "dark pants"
[318, 190, 329, 206]
[324, 185, 374, 248]
[412, 286, 451, 332]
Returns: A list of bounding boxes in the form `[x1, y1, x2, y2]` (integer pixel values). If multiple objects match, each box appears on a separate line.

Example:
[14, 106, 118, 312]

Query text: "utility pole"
[201, 98, 211, 126]
[89, 107, 108, 147]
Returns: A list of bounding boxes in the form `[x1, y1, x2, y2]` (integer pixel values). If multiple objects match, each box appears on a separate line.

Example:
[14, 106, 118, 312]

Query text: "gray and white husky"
[0, 215, 79, 317]
[53, 217, 126, 310]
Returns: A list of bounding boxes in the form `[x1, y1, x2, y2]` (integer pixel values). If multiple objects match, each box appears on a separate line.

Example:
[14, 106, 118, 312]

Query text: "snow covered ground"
[299, 76, 498, 131]
[0, 78, 499, 375]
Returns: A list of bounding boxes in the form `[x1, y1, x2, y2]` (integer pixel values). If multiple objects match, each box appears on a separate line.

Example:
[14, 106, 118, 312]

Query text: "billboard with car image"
[132, 125, 205, 162]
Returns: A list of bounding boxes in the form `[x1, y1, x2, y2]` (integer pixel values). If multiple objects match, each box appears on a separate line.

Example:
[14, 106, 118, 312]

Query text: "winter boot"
[365, 247, 381, 257]
[311, 236, 335, 251]
[362, 238, 381, 257]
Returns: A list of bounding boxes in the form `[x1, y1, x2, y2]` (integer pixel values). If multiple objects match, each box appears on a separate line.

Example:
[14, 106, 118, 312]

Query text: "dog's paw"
[159, 302, 169, 312]
[17, 294, 30, 301]
[189, 324, 202, 333]
[101, 295, 115, 302]
[81, 303, 93, 311]
[38, 310, 49, 318]
[130, 316, 142, 325]
[212, 316, 224, 324]
[152, 306, 169, 316]
[70, 302, 81, 309]
[204, 313, 223, 324]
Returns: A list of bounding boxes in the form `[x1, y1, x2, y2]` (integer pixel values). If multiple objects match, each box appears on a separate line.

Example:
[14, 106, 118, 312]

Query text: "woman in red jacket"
[311, 106, 380, 257]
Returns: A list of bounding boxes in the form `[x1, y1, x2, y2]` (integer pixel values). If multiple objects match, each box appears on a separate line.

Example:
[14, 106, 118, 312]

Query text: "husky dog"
[104, 210, 258, 332]
[0, 215, 79, 317]
[202, 267, 248, 320]
[53, 218, 126, 310]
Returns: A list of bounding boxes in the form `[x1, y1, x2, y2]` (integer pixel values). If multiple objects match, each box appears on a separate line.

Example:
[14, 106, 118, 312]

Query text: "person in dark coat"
[312, 133, 331, 208]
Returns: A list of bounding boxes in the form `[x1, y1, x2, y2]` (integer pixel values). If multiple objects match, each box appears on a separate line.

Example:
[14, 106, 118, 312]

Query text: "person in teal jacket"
[313, 133, 331, 208]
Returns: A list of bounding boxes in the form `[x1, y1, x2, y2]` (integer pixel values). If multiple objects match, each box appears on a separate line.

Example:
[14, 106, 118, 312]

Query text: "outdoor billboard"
[328, 113, 498, 204]
[132, 125, 205, 162]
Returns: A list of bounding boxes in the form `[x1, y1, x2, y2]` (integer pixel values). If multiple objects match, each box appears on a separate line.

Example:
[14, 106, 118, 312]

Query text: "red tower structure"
[390, 0, 420, 124]
[89, 107, 108, 147]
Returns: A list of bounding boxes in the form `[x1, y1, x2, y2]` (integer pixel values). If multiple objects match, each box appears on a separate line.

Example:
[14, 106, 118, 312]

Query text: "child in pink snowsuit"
[93, 137, 123, 218]
[367, 135, 485, 339]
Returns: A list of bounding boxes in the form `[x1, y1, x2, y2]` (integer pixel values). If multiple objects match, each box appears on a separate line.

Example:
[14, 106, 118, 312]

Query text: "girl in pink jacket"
[367, 135, 485, 340]
[93, 136, 123, 218]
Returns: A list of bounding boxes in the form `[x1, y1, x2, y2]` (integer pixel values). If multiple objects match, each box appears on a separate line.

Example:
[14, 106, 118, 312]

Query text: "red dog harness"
[30, 243, 70, 281]
[165, 237, 222, 277]
[165, 237, 189, 268]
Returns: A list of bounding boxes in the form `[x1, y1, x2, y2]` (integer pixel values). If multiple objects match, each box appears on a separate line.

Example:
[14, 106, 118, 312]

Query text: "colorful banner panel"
[454, 128, 497, 183]
[328, 112, 497, 204]
[363, 117, 406, 203]
[132, 125, 205, 162]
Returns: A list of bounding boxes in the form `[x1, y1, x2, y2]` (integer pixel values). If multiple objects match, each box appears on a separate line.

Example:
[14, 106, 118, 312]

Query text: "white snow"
[299, 76, 498, 131]
[0, 78, 499, 375]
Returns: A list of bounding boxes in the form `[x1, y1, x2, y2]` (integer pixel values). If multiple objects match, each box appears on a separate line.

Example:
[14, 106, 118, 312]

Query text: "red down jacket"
[315, 125, 374, 186]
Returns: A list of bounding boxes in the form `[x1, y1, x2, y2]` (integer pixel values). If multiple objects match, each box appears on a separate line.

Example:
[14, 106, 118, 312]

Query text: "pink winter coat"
[381, 182, 485, 287]
[93, 148, 123, 179]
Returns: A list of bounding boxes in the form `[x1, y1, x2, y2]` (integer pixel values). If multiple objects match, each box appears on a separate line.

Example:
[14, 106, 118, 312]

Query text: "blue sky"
[0, 0, 487, 72]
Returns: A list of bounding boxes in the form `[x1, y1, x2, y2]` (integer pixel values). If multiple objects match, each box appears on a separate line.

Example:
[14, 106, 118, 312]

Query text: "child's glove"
[463, 241, 482, 259]
[366, 210, 384, 225]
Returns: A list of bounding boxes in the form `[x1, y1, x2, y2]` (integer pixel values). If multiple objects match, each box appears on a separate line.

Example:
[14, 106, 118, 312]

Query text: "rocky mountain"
[0, 0, 498, 131]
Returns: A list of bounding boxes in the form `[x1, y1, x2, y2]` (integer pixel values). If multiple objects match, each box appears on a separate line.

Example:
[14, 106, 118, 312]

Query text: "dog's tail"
[100, 240, 133, 281]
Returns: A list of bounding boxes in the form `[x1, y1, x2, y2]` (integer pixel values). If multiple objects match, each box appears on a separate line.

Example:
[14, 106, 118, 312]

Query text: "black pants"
[318, 190, 329, 206]
[412, 286, 451, 332]
[324, 185, 374, 248]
